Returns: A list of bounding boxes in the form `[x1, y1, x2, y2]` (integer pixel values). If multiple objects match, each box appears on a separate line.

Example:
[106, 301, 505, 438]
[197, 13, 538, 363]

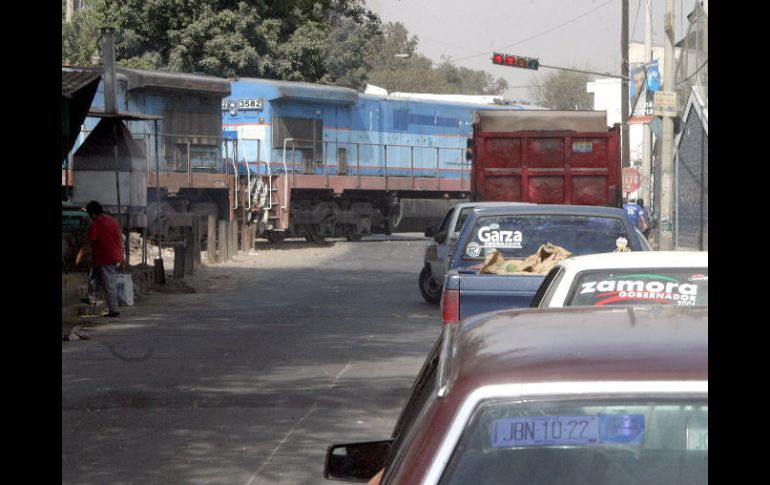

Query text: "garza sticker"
[466, 242, 481, 257]
[477, 226, 523, 248]
[580, 274, 699, 306]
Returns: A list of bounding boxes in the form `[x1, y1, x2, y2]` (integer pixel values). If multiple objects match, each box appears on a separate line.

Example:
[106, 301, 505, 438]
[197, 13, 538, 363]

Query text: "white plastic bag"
[116, 273, 134, 306]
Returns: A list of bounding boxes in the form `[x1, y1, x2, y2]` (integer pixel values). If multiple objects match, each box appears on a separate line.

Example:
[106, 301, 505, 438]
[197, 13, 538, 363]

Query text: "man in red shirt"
[75, 201, 126, 317]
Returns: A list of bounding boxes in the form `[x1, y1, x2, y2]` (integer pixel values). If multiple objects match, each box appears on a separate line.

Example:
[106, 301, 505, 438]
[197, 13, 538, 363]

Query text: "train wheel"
[345, 226, 362, 242]
[305, 225, 325, 242]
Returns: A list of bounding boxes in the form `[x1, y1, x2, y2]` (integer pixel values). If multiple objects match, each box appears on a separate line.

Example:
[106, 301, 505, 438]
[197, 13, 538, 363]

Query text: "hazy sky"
[365, 0, 698, 101]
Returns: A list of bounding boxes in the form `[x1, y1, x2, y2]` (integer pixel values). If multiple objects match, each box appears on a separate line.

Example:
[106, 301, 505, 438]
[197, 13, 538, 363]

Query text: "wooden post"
[232, 221, 239, 257]
[241, 222, 249, 254]
[248, 224, 256, 250]
[193, 218, 202, 267]
[173, 242, 185, 279]
[218, 220, 227, 263]
[184, 226, 195, 276]
[207, 215, 216, 264]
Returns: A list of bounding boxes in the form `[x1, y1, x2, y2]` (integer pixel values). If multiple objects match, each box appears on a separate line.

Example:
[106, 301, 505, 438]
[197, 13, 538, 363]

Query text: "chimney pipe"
[101, 27, 117, 115]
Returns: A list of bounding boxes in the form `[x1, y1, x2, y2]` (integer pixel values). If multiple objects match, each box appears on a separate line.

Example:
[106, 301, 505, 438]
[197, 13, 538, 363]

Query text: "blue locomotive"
[222, 78, 532, 241]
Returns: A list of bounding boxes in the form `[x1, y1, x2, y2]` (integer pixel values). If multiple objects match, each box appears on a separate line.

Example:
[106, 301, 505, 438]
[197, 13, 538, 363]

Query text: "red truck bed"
[471, 111, 621, 207]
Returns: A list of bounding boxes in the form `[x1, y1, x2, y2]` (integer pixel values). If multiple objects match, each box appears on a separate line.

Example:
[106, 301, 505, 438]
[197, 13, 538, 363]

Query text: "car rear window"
[454, 207, 476, 233]
[440, 398, 707, 485]
[462, 215, 632, 260]
[567, 268, 708, 306]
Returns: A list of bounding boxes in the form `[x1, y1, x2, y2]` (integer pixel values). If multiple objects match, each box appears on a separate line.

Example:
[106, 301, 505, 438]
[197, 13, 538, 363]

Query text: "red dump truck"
[469, 110, 622, 206]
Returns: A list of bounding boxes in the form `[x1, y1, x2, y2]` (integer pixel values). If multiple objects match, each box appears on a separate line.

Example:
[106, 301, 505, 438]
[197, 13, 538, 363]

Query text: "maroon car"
[325, 305, 708, 484]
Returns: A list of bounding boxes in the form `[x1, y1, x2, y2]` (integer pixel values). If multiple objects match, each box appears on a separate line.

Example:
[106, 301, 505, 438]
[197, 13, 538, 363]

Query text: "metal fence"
[674, 110, 708, 250]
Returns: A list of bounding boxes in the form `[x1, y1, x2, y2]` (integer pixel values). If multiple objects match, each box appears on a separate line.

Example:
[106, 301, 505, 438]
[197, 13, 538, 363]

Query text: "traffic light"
[491, 52, 539, 71]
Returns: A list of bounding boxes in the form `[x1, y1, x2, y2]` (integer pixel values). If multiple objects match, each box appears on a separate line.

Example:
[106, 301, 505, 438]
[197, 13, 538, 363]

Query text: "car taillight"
[441, 289, 460, 325]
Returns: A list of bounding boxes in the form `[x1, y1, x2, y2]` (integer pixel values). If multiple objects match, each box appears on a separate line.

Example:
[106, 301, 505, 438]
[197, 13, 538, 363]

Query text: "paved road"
[62, 236, 441, 484]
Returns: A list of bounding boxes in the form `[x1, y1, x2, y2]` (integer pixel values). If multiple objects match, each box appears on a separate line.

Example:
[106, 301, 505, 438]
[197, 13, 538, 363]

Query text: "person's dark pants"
[88, 264, 119, 313]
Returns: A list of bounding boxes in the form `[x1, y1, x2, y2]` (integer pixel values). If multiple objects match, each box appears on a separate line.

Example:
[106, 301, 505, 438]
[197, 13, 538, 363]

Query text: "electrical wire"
[675, 59, 708, 86]
[418, 36, 479, 54]
[631, 0, 642, 41]
[452, 0, 618, 63]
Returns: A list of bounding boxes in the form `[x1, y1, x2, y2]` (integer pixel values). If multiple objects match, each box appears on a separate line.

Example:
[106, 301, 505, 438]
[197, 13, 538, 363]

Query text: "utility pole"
[641, 0, 653, 206]
[659, 0, 676, 250]
[621, 0, 630, 169]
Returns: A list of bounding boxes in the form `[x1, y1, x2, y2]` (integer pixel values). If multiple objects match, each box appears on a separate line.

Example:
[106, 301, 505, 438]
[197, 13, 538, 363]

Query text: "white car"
[530, 251, 708, 308]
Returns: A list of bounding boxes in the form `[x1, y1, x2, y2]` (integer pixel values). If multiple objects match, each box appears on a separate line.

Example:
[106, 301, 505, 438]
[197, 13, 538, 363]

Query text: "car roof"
[446, 305, 707, 393]
[554, 250, 708, 272]
[470, 204, 627, 217]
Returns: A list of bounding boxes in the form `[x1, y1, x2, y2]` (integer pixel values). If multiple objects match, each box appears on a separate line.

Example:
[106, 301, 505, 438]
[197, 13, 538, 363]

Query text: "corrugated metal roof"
[118, 68, 231, 96]
[62, 67, 101, 98]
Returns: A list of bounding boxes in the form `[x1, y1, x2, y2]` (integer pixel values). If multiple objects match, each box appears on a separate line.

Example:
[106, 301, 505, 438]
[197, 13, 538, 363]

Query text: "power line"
[675, 59, 708, 86]
[453, 0, 618, 63]
[631, 0, 642, 40]
[418, 36, 479, 54]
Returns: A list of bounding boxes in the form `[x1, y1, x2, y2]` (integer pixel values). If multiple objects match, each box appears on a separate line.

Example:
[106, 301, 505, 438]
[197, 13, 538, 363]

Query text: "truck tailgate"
[456, 273, 546, 320]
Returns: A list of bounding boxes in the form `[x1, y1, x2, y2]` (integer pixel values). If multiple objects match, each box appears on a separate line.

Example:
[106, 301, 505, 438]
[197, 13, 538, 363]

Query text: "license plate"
[491, 415, 600, 448]
[491, 414, 645, 448]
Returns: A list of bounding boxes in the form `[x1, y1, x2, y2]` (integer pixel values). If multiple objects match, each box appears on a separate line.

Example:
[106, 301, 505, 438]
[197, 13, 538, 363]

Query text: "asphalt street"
[62, 234, 441, 484]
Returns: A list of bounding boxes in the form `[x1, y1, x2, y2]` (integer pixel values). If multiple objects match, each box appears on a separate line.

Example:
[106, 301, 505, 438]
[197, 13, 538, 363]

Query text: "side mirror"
[434, 230, 448, 244]
[424, 226, 436, 238]
[324, 440, 392, 482]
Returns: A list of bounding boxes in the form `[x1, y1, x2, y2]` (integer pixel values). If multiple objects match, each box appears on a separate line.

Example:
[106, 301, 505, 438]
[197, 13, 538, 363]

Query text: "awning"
[63, 67, 102, 161]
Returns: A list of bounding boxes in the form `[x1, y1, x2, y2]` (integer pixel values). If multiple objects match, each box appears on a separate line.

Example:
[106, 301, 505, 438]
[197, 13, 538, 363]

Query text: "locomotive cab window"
[272, 116, 323, 174]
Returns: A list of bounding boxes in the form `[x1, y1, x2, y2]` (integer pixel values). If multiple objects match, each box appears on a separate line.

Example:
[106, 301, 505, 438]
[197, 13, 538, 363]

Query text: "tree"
[62, 4, 506, 95]
[366, 22, 507, 95]
[529, 68, 596, 110]
[61, 0, 382, 89]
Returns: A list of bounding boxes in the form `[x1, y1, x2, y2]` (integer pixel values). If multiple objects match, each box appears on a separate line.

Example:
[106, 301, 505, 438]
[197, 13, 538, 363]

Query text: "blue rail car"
[65, 68, 233, 243]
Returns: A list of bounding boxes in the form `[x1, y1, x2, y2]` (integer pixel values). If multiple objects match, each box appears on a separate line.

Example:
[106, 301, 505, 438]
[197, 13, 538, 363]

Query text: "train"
[64, 67, 538, 243]
[222, 79, 535, 241]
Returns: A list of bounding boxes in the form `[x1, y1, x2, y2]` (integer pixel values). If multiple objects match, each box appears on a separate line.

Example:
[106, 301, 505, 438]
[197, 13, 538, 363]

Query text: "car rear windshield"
[440, 398, 707, 485]
[567, 268, 708, 306]
[462, 214, 631, 260]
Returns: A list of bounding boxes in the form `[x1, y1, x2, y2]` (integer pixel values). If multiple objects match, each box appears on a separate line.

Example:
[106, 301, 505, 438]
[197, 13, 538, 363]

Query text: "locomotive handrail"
[281, 138, 296, 210]
[284, 137, 469, 182]
[263, 139, 273, 212]
[242, 146, 251, 210]
[231, 139, 239, 210]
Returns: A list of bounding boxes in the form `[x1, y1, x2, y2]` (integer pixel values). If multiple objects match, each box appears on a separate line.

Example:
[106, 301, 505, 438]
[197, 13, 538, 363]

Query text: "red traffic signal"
[491, 52, 539, 70]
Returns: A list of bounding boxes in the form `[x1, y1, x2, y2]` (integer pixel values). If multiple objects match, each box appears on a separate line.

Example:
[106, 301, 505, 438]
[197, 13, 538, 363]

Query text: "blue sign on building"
[645, 60, 660, 92]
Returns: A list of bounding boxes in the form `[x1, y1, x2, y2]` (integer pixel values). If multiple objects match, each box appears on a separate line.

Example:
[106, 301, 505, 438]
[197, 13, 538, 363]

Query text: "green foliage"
[62, 0, 106, 66]
[62, 3, 505, 94]
[529, 68, 595, 110]
[367, 23, 508, 95]
[62, 0, 381, 85]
